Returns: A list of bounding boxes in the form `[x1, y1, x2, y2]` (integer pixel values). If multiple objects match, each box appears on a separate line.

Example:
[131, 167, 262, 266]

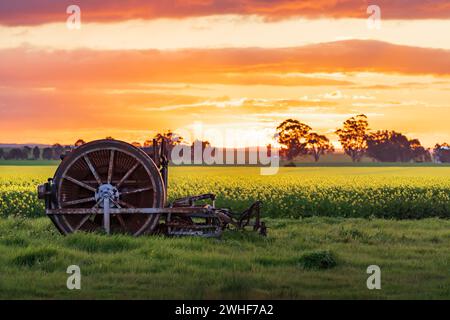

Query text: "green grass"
[1, 165, 450, 299]
[0, 217, 449, 299]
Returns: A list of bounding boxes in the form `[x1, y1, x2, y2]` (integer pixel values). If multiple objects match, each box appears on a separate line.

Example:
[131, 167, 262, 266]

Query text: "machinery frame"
[38, 139, 265, 237]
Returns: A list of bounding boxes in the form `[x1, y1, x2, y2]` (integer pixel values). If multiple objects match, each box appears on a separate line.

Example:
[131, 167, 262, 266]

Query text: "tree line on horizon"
[0, 133, 185, 161]
[276, 114, 450, 163]
[1, 115, 450, 163]
[0, 144, 70, 161]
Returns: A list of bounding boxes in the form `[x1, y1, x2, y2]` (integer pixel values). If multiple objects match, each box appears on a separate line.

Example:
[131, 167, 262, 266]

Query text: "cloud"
[143, 97, 336, 112]
[322, 90, 345, 100]
[0, 85, 204, 131]
[1, 1, 450, 26]
[1, 40, 449, 90]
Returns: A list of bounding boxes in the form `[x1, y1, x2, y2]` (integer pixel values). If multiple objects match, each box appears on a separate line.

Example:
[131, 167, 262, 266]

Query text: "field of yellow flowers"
[1, 165, 450, 219]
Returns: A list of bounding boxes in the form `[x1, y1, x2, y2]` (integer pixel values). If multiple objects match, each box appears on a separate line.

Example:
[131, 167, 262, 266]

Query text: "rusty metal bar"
[117, 162, 140, 188]
[84, 155, 102, 185]
[64, 176, 97, 192]
[83, 180, 142, 184]
[104, 198, 110, 234]
[120, 186, 152, 195]
[46, 207, 212, 215]
[62, 196, 96, 207]
[107, 150, 115, 184]
[73, 214, 92, 232]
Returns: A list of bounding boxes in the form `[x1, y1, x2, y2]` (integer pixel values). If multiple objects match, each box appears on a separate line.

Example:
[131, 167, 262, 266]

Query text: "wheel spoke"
[120, 186, 152, 195]
[115, 214, 127, 229]
[117, 162, 140, 188]
[107, 150, 115, 184]
[92, 199, 102, 209]
[84, 155, 102, 185]
[109, 199, 128, 229]
[62, 196, 96, 207]
[64, 175, 97, 192]
[73, 214, 92, 231]
[117, 199, 135, 208]
[110, 198, 122, 208]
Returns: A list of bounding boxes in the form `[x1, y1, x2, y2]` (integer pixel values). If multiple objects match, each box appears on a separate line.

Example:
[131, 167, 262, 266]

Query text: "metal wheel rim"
[50, 140, 165, 236]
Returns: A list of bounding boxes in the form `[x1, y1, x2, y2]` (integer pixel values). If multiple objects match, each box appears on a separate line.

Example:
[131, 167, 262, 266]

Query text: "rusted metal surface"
[46, 207, 213, 215]
[38, 139, 265, 237]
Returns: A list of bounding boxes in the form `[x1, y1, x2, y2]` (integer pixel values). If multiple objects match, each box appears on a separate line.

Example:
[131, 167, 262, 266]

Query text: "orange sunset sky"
[1, 0, 450, 148]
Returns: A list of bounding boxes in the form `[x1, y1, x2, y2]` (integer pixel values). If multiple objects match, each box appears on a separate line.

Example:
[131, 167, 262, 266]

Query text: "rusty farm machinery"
[38, 139, 266, 237]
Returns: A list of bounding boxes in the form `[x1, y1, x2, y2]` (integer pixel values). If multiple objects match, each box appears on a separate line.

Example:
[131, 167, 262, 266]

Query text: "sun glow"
[0, 5, 450, 148]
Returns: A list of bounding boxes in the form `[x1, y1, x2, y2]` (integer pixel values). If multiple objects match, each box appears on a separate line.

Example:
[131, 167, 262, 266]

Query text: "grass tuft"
[13, 247, 58, 267]
[298, 250, 337, 270]
[0, 235, 29, 247]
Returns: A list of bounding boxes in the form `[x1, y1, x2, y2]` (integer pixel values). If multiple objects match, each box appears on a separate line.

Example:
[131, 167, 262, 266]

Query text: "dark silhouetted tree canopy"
[143, 140, 154, 147]
[335, 114, 369, 162]
[42, 147, 53, 160]
[22, 146, 31, 159]
[32, 146, 40, 160]
[306, 133, 334, 162]
[434, 143, 450, 163]
[276, 119, 312, 160]
[154, 130, 183, 147]
[52, 144, 64, 160]
[75, 139, 86, 147]
[367, 131, 430, 162]
[6, 148, 26, 160]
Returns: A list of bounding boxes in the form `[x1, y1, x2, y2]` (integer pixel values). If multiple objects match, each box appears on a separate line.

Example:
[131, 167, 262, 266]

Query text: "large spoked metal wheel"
[50, 140, 165, 236]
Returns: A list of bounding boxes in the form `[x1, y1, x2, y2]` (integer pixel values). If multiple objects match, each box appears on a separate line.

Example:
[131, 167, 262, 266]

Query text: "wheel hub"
[95, 183, 119, 208]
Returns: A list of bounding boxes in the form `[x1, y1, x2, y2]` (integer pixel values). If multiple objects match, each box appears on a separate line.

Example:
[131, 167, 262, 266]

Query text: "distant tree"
[52, 144, 65, 160]
[64, 146, 72, 155]
[32, 146, 40, 160]
[0, 148, 4, 159]
[42, 147, 53, 160]
[424, 149, 433, 163]
[154, 131, 183, 147]
[191, 139, 210, 151]
[306, 133, 334, 162]
[367, 131, 410, 162]
[105, 136, 114, 140]
[143, 140, 154, 148]
[267, 144, 272, 157]
[22, 146, 31, 159]
[335, 114, 369, 162]
[409, 139, 431, 162]
[434, 143, 450, 163]
[131, 142, 142, 148]
[276, 119, 312, 160]
[367, 131, 429, 163]
[6, 148, 25, 160]
[75, 139, 86, 147]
